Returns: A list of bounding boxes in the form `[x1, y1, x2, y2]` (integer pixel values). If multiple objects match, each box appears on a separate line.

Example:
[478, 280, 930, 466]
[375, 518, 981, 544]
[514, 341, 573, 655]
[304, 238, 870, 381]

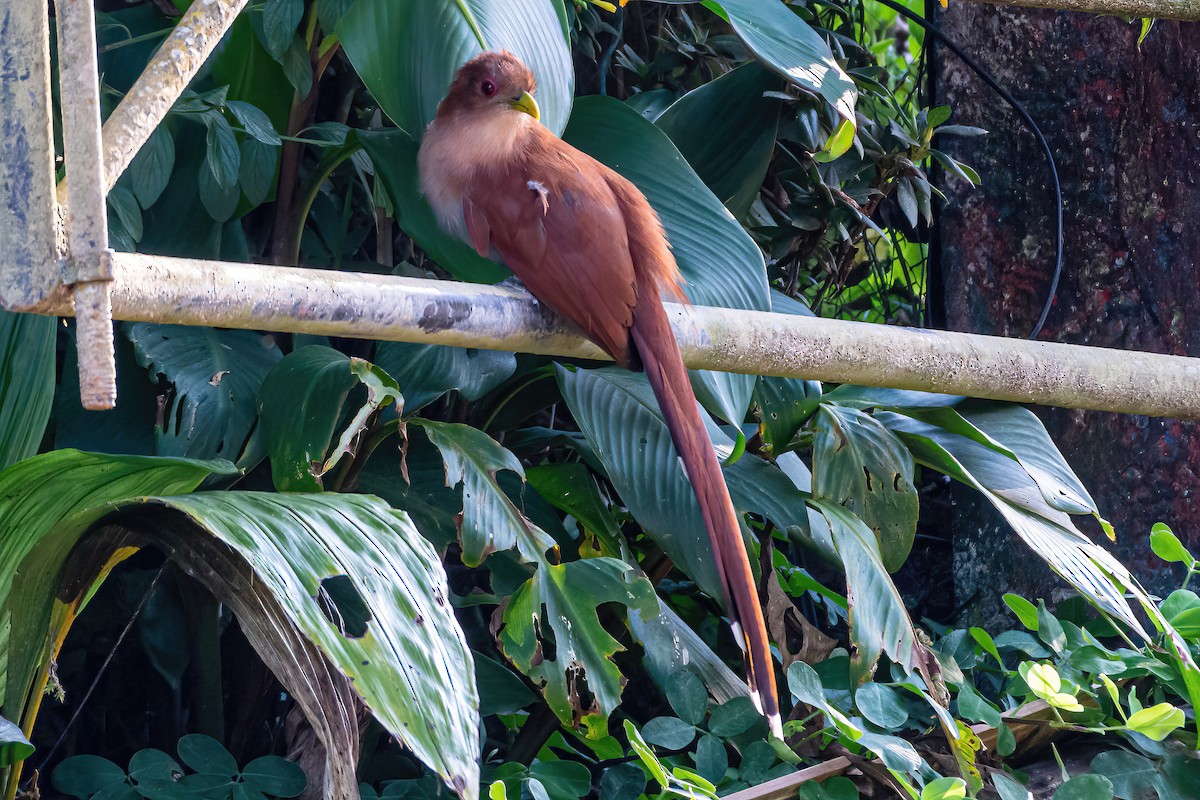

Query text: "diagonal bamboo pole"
[55, 0, 250, 204]
[26, 251, 1200, 421]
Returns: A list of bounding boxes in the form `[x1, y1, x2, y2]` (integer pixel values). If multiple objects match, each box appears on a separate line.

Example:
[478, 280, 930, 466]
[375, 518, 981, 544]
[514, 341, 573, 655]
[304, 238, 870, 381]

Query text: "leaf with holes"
[499, 557, 656, 737]
[412, 419, 556, 565]
[813, 405, 917, 572]
[0, 450, 232, 728]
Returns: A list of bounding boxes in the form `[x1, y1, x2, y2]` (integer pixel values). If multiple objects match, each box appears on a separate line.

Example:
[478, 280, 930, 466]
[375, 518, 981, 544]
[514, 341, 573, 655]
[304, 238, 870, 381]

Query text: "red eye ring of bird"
[481, 79, 497, 97]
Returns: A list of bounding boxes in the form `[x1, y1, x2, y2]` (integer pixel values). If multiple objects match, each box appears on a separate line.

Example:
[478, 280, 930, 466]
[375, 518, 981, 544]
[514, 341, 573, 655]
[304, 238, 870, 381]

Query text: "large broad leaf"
[141, 493, 479, 798]
[375, 340, 516, 413]
[808, 500, 932, 689]
[0, 450, 232, 720]
[358, 130, 509, 284]
[879, 410, 1147, 636]
[0, 311, 54, 470]
[710, 0, 857, 127]
[411, 419, 556, 565]
[499, 557, 657, 737]
[337, 0, 573, 138]
[812, 405, 918, 572]
[557, 366, 832, 601]
[257, 346, 403, 491]
[0, 448, 479, 797]
[564, 96, 770, 426]
[128, 324, 282, 462]
[655, 62, 782, 220]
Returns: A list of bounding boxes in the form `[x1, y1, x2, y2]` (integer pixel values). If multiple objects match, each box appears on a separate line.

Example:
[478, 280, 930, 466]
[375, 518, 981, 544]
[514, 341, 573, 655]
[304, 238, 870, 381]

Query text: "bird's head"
[438, 51, 540, 122]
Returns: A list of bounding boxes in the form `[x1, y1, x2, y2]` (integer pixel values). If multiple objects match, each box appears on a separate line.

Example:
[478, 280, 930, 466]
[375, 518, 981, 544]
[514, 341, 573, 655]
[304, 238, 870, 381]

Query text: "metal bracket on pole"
[56, 0, 116, 410]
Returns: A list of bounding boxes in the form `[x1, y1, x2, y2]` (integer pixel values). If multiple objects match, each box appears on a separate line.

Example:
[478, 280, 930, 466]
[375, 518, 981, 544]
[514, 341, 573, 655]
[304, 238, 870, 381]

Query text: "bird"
[418, 51, 781, 738]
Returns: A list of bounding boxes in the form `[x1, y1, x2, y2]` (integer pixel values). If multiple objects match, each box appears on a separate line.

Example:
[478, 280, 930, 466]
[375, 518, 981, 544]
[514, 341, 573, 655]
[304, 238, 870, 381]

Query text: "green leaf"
[855, 682, 908, 729]
[563, 96, 769, 426]
[693, 734, 727, 784]
[109, 185, 144, 242]
[708, 0, 856, 123]
[799, 776, 860, 800]
[666, 670, 709, 727]
[53, 755, 128, 798]
[0, 310, 55, 470]
[337, 0, 573, 138]
[260, 0, 305, 60]
[642, 716, 697, 750]
[152, 492, 479, 795]
[413, 419, 556, 565]
[1003, 593, 1040, 630]
[921, 777, 967, 800]
[127, 749, 182, 784]
[0, 451, 231, 719]
[500, 558, 657, 735]
[198, 155, 240, 221]
[526, 462, 624, 556]
[1089, 750, 1155, 799]
[813, 405, 918, 571]
[625, 720, 669, 787]
[239, 137, 279, 207]
[991, 772, 1031, 800]
[374, 341, 515, 412]
[1052, 774, 1113, 800]
[128, 324, 282, 462]
[528, 761, 591, 799]
[655, 62, 782, 219]
[881, 410, 1151, 638]
[227, 100, 282, 145]
[279, 37, 313, 97]
[1151, 522, 1194, 566]
[1125, 703, 1185, 741]
[474, 652, 536, 717]
[856, 731, 921, 773]
[0, 715, 33, 767]
[178, 734, 238, 777]
[240, 756, 306, 797]
[599, 763, 645, 800]
[706, 696, 761, 737]
[203, 113, 241, 189]
[808, 500, 926, 683]
[129, 127, 176, 208]
[257, 346, 401, 491]
[956, 683, 1000, 727]
[1037, 600, 1066, 653]
[814, 117, 856, 162]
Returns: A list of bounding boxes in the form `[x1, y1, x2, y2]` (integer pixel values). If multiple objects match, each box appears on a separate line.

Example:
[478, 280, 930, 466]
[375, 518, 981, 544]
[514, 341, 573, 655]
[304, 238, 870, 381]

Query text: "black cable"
[872, 0, 1064, 339]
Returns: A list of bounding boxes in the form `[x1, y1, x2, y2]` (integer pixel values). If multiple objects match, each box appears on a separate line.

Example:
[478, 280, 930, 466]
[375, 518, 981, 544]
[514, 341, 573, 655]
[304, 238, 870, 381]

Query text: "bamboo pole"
[55, 0, 251, 203]
[22, 251, 1200, 421]
[963, 0, 1200, 19]
[55, 0, 115, 410]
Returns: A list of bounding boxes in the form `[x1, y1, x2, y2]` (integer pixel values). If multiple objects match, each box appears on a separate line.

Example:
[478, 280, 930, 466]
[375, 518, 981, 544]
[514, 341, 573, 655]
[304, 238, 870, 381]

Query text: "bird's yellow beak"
[510, 91, 540, 121]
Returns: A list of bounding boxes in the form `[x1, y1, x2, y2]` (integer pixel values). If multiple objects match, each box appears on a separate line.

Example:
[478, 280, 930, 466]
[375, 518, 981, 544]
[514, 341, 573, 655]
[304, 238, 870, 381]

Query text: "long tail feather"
[630, 277, 782, 738]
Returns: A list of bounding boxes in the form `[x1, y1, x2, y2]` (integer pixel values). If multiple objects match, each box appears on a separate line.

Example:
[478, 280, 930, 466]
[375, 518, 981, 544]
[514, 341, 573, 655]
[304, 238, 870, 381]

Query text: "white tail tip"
[769, 713, 784, 740]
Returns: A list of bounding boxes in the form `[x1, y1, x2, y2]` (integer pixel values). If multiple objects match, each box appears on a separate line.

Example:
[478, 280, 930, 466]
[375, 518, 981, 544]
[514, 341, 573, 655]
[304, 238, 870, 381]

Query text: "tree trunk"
[933, 9, 1200, 625]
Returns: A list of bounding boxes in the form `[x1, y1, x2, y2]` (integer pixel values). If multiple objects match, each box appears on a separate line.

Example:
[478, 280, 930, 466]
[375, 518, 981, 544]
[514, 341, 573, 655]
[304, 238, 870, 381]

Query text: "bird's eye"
[481, 79, 497, 97]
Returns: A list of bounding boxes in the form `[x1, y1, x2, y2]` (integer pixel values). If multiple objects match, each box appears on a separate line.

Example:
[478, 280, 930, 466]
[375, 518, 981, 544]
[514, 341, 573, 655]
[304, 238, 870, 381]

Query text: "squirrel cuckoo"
[418, 51, 781, 737]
